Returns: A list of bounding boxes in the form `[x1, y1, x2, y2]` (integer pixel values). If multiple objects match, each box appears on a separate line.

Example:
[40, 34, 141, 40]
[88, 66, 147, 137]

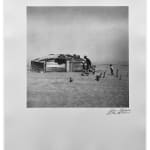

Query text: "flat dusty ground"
[27, 65, 129, 107]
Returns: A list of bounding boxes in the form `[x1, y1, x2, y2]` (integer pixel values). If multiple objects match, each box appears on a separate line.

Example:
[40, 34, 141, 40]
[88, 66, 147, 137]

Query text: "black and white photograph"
[4, 0, 146, 149]
[27, 6, 129, 107]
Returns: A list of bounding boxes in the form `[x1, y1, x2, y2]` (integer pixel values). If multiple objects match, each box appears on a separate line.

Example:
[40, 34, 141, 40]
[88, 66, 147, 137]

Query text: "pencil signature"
[106, 108, 131, 115]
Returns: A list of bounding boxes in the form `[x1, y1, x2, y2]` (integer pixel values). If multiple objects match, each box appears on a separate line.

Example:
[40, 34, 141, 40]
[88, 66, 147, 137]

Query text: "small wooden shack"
[30, 54, 85, 72]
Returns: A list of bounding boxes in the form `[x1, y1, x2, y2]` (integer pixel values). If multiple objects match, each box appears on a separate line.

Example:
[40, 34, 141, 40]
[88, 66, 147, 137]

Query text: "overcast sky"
[27, 6, 128, 64]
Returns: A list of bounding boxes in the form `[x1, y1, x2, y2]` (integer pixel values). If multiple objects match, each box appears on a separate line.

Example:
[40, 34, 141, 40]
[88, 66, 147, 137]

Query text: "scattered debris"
[92, 70, 96, 75]
[95, 75, 100, 81]
[116, 69, 119, 78]
[103, 71, 106, 78]
[69, 77, 73, 83]
[81, 70, 89, 76]
[99, 73, 102, 78]
[119, 74, 122, 80]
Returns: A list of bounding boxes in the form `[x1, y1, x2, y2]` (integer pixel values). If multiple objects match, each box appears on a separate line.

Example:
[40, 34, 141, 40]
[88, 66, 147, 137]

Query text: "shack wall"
[46, 61, 66, 72]
[31, 61, 45, 72]
[70, 61, 83, 72]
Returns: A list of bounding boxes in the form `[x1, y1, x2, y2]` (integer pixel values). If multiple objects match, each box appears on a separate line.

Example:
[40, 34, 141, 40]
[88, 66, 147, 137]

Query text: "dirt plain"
[27, 64, 129, 107]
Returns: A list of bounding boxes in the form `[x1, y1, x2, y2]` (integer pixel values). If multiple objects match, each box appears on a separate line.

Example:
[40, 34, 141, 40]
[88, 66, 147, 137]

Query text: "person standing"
[109, 64, 114, 75]
[84, 56, 92, 71]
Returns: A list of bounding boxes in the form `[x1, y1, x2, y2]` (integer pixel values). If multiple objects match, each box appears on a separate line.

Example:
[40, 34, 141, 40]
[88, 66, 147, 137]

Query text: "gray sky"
[27, 6, 128, 64]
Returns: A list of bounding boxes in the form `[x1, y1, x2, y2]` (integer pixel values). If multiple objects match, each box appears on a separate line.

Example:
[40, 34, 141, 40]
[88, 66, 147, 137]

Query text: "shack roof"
[32, 54, 84, 62]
